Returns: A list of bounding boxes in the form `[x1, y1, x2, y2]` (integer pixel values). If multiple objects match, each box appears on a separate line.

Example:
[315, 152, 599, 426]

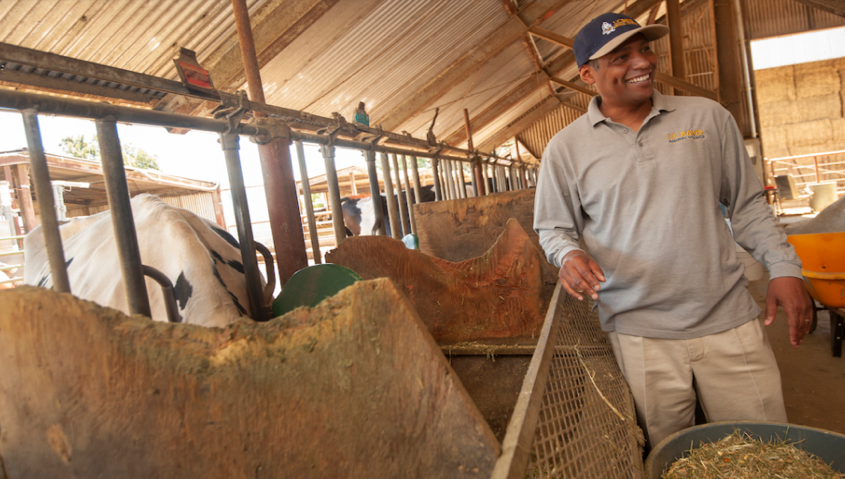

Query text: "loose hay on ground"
[661, 430, 844, 479]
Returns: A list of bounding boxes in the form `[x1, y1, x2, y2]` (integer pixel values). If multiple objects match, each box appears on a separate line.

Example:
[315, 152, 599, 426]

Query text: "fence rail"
[766, 149, 845, 196]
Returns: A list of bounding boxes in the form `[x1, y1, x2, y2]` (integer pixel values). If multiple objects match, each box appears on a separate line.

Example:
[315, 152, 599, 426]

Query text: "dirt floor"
[748, 272, 845, 435]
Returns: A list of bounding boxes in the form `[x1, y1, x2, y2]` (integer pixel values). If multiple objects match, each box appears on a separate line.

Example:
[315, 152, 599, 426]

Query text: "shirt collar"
[587, 90, 676, 127]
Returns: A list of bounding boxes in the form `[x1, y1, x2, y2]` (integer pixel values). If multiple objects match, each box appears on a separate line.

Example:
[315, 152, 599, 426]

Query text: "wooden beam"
[666, 0, 686, 86]
[477, 97, 561, 154]
[654, 72, 717, 100]
[445, 0, 663, 149]
[375, 0, 572, 132]
[792, 0, 845, 18]
[549, 75, 596, 97]
[712, 0, 749, 135]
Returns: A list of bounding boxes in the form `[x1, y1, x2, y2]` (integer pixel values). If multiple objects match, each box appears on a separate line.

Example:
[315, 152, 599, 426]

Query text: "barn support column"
[713, 0, 751, 136]
[20, 110, 70, 294]
[294, 141, 321, 263]
[363, 147, 386, 236]
[378, 152, 401, 239]
[400, 155, 417, 235]
[96, 118, 151, 317]
[319, 143, 347, 246]
[390, 154, 410, 236]
[666, 0, 686, 95]
[220, 132, 267, 322]
[432, 157, 443, 202]
[233, 0, 307, 286]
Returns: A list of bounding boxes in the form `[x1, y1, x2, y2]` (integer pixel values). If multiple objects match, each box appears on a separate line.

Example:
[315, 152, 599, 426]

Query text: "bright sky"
[751, 26, 845, 70]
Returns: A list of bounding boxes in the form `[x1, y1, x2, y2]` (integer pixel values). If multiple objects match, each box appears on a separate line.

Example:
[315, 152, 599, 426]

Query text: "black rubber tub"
[644, 421, 845, 478]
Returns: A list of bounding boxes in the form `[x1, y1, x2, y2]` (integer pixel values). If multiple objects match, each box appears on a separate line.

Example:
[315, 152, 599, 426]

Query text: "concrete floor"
[748, 273, 845, 435]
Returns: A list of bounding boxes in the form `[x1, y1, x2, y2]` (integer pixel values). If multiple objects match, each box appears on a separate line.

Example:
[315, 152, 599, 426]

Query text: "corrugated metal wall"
[742, 0, 845, 40]
[66, 192, 216, 222]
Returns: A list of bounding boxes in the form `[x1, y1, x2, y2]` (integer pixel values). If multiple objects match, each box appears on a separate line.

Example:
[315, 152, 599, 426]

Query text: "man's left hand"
[764, 276, 814, 348]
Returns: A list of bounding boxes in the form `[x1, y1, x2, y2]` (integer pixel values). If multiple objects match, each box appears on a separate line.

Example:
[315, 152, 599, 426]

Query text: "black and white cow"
[340, 185, 435, 237]
[24, 194, 270, 327]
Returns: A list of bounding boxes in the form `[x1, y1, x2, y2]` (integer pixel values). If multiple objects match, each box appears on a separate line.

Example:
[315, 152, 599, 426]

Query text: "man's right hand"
[559, 251, 606, 301]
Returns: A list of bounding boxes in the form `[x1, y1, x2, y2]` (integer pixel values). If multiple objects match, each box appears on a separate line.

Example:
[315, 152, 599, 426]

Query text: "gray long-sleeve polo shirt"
[533, 91, 802, 339]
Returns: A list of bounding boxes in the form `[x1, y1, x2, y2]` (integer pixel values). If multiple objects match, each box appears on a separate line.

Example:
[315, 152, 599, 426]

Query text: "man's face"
[579, 34, 657, 108]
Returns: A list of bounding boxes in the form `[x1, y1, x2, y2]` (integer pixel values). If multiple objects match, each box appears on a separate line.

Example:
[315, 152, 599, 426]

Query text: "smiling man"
[533, 13, 813, 449]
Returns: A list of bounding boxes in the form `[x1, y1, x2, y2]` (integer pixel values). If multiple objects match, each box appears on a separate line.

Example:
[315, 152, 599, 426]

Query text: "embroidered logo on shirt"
[667, 129, 705, 143]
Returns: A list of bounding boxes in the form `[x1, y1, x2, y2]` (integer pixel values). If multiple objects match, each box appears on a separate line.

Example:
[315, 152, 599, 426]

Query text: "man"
[533, 12, 813, 449]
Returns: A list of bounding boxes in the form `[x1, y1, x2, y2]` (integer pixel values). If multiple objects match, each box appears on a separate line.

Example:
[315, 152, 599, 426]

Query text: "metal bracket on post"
[426, 108, 440, 146]
[248, 116, 292, 145]
[212, 90, 250, 134]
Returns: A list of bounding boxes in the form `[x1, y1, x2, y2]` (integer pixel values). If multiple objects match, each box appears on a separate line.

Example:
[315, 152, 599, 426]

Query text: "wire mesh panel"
[492, 284, 644, 479]
[525, 292, 644, 478]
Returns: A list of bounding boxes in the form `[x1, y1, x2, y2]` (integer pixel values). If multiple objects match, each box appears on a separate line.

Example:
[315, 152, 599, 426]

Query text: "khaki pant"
[608, 318, 787, 449]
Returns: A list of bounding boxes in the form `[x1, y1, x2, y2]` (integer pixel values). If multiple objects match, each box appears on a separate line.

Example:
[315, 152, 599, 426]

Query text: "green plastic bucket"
[644, 421, 845, 478]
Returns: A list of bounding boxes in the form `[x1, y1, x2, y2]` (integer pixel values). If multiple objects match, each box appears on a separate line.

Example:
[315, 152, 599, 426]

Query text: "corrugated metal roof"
[0, 0, 268, 80]
[261, 0, 509, 123]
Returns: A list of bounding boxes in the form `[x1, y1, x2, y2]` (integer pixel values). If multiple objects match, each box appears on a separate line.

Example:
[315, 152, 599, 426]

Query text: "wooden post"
[666, 0, 685, 95]
[712, 0, 750, 136]
[211, 186, 226, 229]
[349, 171, 357, 196]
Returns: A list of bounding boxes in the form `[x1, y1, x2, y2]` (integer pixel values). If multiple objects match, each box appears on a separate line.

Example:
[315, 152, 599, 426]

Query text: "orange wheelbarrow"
[787, 232, 845, 357]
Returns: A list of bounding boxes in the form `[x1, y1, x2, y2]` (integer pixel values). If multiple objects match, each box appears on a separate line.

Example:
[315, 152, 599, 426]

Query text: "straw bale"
[758, 99, 796, 127]
[755, 66, 795, 103]
[762, 146, 790, 160]
[794, 94, 843, 123]
[832, 118, 845, 146]
[794, 60, 841, 98]
[786, 119, 833, 149]
[761, 125, 789, 151]
[788, 142, 840, 159]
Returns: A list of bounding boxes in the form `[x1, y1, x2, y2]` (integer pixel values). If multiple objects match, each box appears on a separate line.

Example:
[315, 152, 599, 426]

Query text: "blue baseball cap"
[573, 13, 669, 67]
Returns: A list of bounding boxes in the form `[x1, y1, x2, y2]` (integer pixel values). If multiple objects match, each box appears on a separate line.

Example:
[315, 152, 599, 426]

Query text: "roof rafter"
[374, 0, 573, 133]
[445, 0, 665, 149]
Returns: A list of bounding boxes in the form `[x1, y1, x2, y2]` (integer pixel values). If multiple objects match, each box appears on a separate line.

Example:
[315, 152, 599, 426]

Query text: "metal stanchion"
[390, 154, 410, 236]
[21, 109, 71, 294]
[379, 152, 401, 239]
[410, 155, 422, 204]
[220, 132, 267, 322]
[320, 144, 346, 246]
[432, 157, 443, 202]
[294, 141, 321, 264]
[96, 117, 151, 317]
[400, 155, 417, 235]
[364, 148, 386, 235]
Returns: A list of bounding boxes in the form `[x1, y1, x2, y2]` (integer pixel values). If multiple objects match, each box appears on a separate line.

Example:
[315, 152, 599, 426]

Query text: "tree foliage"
[59, 135, 160, 170]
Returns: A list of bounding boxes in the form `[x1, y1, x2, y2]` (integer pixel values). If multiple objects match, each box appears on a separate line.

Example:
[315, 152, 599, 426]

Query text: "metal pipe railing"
[96, 118, 151, 317]
[400, 155, 417, 235]
[364, 148, 387, 236]
[294, 140, 322, 263]
[379, 152, 401, 239]
[320, 144, 347, 246]
[21, 109, 71, 294]
[220, 132, 267, 322]
[390, 154, 410, 236]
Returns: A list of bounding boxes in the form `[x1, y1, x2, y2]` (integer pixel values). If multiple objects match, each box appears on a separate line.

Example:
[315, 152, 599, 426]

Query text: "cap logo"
[601, 21, 615, 35]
